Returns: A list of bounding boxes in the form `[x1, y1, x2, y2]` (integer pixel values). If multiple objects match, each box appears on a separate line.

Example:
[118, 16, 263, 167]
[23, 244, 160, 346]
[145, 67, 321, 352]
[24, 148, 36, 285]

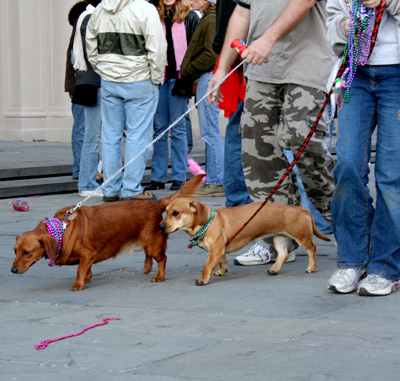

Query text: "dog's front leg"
[71, 255, 94, 291]
[196, 247, 224, 286]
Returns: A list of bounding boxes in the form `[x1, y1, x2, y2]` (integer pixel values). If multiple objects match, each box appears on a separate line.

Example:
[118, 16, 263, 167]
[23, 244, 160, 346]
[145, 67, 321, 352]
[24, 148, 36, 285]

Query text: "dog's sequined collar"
[43, 218, 66, 267]
[188, 210, 215, 249]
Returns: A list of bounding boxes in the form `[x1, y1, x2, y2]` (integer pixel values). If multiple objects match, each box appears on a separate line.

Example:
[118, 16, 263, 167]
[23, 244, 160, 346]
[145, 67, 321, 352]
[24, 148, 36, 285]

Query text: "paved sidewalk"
[0, 141, 399, 381]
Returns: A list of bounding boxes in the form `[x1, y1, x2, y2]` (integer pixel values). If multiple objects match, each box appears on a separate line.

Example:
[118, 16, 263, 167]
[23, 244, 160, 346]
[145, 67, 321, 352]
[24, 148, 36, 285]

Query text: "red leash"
[35, 318, 121, 350]
[226, 1, 385, 247]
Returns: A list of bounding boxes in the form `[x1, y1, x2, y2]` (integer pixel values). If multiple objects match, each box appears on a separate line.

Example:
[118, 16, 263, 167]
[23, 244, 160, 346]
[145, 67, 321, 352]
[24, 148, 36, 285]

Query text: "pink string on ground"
[35, 317, 121, 350]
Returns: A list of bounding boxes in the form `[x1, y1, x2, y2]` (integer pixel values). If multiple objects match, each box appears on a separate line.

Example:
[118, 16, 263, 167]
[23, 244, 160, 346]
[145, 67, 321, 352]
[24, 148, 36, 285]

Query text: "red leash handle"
[231, 39, 248, 55]
[35, 318, 121, 350]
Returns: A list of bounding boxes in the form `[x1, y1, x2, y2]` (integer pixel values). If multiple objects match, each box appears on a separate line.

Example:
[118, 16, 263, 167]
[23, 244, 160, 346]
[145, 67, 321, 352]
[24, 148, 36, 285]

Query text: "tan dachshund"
[11, 175, 204, 291]
[160, 198, 330, 286]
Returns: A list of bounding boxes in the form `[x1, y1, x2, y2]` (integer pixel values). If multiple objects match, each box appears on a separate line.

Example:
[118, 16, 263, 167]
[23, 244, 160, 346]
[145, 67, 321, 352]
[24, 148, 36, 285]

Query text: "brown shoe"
[196, 184, 224, 197]
[119, 191, 157, 201]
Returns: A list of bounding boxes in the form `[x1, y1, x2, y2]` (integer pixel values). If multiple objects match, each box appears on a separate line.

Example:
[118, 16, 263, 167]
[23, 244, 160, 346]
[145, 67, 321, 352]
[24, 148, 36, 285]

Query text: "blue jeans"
[101, 79, 158, 197]
[224, 100, 251, 207]
[151, 79, 189, 183]
[185, 112, 193, 152]
[332, 64, 400, 281]
[70, 94, 85, 179]
[78, 88, 102, 191]
[197, 71, 224, 185]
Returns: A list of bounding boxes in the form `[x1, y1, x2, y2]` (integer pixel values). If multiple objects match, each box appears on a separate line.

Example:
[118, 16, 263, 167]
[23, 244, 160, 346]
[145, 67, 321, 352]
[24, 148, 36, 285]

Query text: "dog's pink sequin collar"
[43, 218, 65, 266]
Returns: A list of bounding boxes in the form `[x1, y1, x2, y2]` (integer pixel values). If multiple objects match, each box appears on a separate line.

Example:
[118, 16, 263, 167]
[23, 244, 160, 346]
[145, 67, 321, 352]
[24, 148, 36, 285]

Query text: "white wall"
[0, 0, 226, 142]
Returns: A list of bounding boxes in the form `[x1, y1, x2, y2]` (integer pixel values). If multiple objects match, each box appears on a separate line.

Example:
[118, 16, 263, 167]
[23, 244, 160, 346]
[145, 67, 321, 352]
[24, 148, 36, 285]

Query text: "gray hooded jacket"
[86, 0, 167, 85]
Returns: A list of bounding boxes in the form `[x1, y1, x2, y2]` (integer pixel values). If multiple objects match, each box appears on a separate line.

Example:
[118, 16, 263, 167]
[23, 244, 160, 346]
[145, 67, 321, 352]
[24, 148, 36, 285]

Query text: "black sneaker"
[144, 181, 165, 191]
[170, 180, 185, 190]
[103, 195, 119, 202]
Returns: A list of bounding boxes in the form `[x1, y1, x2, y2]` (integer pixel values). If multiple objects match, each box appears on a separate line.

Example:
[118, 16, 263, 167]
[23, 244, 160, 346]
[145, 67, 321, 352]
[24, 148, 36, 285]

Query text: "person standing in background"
[86, 0, 167, 201]
[73, 0, 103, 197]
[212, 0, 251, 206]
[145, 0, 199, 192]
[65, 1, 87, 180]
[181, 0, 224, 197]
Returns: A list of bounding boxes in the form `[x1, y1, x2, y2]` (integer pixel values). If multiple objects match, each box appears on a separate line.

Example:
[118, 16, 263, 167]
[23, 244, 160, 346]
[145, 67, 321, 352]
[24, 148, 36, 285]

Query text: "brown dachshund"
[160, 198, 330, 286]
[11, 175, 204, 291]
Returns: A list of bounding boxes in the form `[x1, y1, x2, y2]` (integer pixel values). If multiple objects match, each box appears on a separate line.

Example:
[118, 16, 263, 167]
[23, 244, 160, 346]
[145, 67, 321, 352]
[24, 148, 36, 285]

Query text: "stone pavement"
[0, 141, 399, 381]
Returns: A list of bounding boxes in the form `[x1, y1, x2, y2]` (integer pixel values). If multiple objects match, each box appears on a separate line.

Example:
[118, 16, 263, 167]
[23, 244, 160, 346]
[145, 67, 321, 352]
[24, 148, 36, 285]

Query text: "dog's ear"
[40, 234, 59, 260]
[190, 200, 209, 226]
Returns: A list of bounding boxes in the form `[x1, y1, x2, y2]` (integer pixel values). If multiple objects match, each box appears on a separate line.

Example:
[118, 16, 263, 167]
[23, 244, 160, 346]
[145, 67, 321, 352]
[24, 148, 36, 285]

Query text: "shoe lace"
[247, 244, 271, 262]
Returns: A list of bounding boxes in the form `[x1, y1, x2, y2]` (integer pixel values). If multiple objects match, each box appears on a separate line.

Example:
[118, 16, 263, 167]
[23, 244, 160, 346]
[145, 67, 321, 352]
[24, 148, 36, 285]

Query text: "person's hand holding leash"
[241, 37, 271, 65]
[207, 69, 225, 107]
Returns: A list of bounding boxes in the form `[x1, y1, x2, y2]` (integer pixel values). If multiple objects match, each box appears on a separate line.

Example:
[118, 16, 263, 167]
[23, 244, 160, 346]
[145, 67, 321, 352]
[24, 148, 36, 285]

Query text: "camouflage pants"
[241, 80, 335, 224]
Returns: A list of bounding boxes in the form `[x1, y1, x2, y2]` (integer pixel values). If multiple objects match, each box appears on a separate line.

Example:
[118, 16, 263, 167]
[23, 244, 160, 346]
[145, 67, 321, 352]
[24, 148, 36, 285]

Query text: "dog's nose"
[159, 223, 166, 232]
[11, 268, 19, 274]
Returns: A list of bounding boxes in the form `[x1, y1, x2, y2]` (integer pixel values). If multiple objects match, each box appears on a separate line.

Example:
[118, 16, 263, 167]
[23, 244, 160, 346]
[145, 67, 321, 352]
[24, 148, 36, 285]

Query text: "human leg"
[224, 99, 252, 207]
[151, 81, 170, 184]
[120, 80, 159, 197]
[283, 84, 335, 223]
[238, 81, 297, 264]
[185, 111, 193, 153]
[283, 150, 332, 234]
[241, 81, 297, 206]
[196, 72, 224, 185]
[331, 70, 376, 271]
[363, 65, 400, 283]
[100, 79, 126, 198]
[166, 79, 189, 183]
[70, 94, 85, 179]
[78, 87, 102, 193]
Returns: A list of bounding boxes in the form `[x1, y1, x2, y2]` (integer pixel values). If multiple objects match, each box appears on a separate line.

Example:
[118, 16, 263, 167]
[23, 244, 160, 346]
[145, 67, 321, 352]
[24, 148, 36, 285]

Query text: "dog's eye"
[23, 251, 30, 256]
[172, 211, 180, 217]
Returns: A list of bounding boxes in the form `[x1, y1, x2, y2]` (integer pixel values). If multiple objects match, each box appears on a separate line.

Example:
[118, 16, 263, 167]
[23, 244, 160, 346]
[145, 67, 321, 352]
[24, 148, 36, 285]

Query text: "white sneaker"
[270, 251, 296, 263]
[79, 189, 103, 197]
[234, 243, 296, 266]
[234, 243, 271, 265]
[327, 268, 366, 293]
[357, 274, 400, 296]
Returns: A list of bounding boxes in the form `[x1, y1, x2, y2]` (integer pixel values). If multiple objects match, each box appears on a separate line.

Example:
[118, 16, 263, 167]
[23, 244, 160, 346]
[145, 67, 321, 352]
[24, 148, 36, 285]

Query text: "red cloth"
[213, 55, 246, 118]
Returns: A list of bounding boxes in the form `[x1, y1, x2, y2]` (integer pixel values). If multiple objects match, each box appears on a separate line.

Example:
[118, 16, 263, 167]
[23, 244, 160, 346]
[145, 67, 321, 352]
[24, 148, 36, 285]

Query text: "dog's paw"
[195, 279, 207, 286]
[267, 268, 279, 276]
[151, 276, 165, 283]
[70, 282, 84, 291]
[305, 268, 317, 273]
[214, 269, 228, 276]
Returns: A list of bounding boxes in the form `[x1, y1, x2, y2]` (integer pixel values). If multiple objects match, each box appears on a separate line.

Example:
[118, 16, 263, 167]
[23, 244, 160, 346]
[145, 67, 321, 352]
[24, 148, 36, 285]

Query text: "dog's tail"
[301, 207, 331, 242]
[157, 174, 205, 210]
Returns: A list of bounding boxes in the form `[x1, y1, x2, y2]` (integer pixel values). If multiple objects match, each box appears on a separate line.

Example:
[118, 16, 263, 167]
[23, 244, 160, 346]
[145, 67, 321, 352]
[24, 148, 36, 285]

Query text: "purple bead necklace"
[43, 218, 65, 266]
[334, 0, 375, 102]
